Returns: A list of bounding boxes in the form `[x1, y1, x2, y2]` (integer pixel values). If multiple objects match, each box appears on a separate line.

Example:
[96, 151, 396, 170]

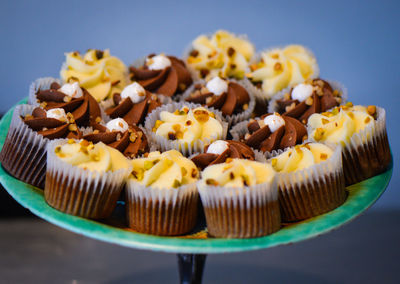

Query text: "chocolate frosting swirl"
[130, 55, 193, 97]
[105, 91, 162, 126]
[191, 140, 255, 170]
[35, 82, 102, 127]
[23, 107, 82, 140]
[277, 79, 340, 124]
[185, 81, 250, 116]
[243, 114, 307, 153]
[83, 124, 149, 158]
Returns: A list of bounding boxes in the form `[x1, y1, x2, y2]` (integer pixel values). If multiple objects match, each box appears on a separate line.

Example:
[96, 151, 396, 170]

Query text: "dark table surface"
[1, 201, 399, 284]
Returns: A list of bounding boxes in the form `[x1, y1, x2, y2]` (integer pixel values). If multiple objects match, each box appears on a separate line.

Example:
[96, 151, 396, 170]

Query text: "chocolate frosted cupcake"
[83, 118, 149, 158]
[45, 139, 131, 219]
[183, 76, 255, 125]
[130, 54, 193, 97]
[0, 104, 82, 188]
[31, 79, 103, 127]
[268, 143, 346, 222]
[269, 79, 347, 124]
[191, 140, 255, 170]
[104, 82, 168, 126]
[126, 150, 199, 236]
[231, 113, 307, 153]
[308, 103, 391, 185]
[198, 159, 280, 238]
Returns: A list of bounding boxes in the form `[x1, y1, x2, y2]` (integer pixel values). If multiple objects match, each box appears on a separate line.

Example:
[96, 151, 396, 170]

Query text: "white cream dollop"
[59, 82, 83, 98]
[206, 140, 229, 155]
[206, 77, 228, 96]
[106, 118, 129, 132]
[121, 82, 146, 103]
[46, 108, 68, 122]
[146, 54, 171, 70]
[291, 83, 313, 102]
[263, 113, 285, 132]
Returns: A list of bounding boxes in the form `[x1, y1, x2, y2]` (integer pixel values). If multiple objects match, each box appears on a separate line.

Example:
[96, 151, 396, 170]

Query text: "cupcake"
[45, 139, 131, 219]
[32, 80, 103, 127]
[126, 150, 199, 235]
[269, 79, 347, 124]
[191, 140, 255, 170]
[308, 103, 391, 185]
[145, 102, 228, 156]
[231, 113, 307, 153]
[83, 118, 149, 158]
[183, 76, 255, 125]
[198, 159, 280, 238]
[269, 143, 346, 221]
[0, 104, 83, 188]
[185, 30, 255, 80]
[129, 53, 193, 97]
[104, 82, 167, 126]
[60, 49, 128, 103]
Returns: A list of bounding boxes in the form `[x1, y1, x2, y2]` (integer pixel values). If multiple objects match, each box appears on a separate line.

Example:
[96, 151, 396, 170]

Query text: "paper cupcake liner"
[197, 177, 280, 238]
[179, 79, 256, 127]
[144, 101, 228, 157]
[0, 104, 49, 188]
[268, 80, 348, 114]
[266, 145, 346, 222]
[182, 31, 254, 82]
[125, 179, 199, 236]
[245, 45, 319, 114]
[308, 106, 390, 185]
[28, 77, 63, 106]
[230, 117, 254, 142]
[44, 139, 131, 219]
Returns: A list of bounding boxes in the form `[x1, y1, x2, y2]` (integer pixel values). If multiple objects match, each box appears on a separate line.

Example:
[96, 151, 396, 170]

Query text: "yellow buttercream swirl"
[186, 30, 255, 80]
[130, 150, 199, 188]
[308, 104, 376, 144]
[200, 159, 275, 187]
[270, 143, 333, 173]
[60, 49, 128, 102]
[55, 139, 130, 172]
[247, 45, 318, 99]
[154, 106, 223, 144]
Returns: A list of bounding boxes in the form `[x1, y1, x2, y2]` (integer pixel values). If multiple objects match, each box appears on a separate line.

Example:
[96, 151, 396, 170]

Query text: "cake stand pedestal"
[0, 101, 393, 284]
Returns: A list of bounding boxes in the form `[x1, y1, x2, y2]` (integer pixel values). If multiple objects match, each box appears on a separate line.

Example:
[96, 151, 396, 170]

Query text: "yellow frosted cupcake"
[308, 103, 390, 185]
[198, 159, 280, 238]
[126, 150, 199, 236]
[60, 49, 128, 103]
[45, 139, 131, 219]
[269, 143, 346, 221]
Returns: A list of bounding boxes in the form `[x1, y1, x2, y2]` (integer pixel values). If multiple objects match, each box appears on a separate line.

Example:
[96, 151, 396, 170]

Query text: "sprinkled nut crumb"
[320, 153, 328, 160]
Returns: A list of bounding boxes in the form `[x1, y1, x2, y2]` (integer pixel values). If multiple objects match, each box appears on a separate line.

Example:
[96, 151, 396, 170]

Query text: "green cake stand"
[0, 100, 393, 284]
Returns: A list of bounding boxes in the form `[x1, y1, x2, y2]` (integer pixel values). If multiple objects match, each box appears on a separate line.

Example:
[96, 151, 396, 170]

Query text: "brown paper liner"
[44, 139, 131, 219]
[0, 104, 48, 188]
[125, 180, 199, 236]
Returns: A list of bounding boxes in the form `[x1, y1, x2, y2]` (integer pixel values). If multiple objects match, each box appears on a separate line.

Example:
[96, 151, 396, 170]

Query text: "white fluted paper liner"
[307, 106, 390, 185]
[125, 179, 199, 235]
[28, 77, 62, 105]
[45, 139, 132, 219]
[197, 175, 280, 238]
[265, 144, 346, 221]
[245, 45, 319, 103]
[268, 80, 348, 114]
[144, 101, 228, 157]
[182, 31, 255, 82]
[130, 56, 193, 101]
[230, 117, 254, 142]
[179, 78, 256, 127]
[0, 104, 49, 188]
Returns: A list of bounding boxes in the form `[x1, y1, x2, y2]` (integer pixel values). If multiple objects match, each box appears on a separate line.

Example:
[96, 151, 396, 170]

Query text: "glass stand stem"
[177, 254, 207, 284]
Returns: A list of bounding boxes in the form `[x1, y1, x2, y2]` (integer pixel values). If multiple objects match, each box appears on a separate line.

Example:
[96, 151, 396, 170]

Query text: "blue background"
[0, 0, 398, 209]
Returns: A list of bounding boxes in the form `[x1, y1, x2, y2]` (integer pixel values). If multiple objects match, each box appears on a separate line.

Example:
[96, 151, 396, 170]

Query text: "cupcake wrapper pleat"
[198, 179, 280, 238]
[0, 104, 48, 188]
[125, 180, 199, 236]
[44, 139, 131, 219]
